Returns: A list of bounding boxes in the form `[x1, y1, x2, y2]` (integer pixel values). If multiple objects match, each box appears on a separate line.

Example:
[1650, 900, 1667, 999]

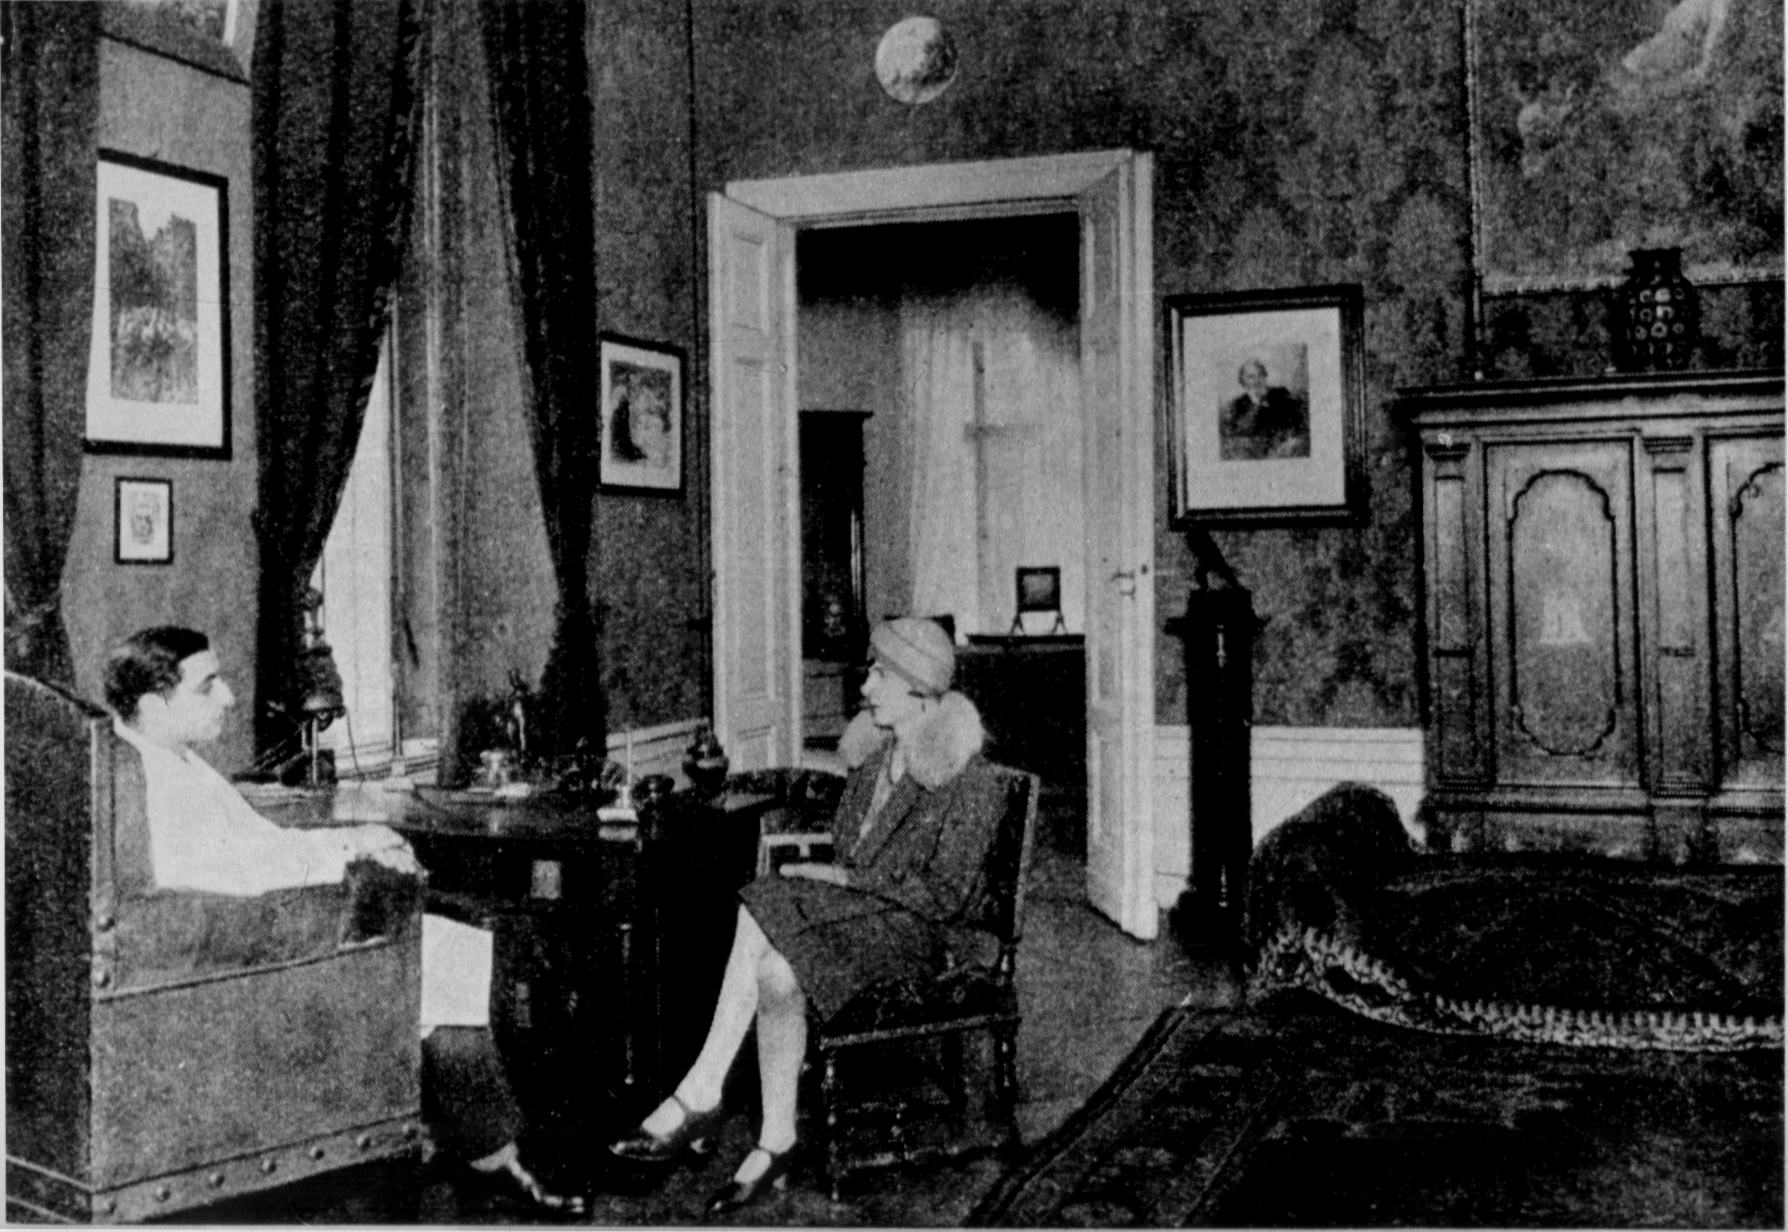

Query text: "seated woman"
[609, 617, 1008, 1213]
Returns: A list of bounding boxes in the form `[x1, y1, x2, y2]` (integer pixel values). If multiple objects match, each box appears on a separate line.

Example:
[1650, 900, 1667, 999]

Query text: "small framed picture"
[1166, 285, 1365, 525]
[1012, 566, 1067, 634]
[599, 334, 684, 494]
[85, 151, 231, 458]
[115, 478, 173, 564]
[1017, 566, 1062, 615]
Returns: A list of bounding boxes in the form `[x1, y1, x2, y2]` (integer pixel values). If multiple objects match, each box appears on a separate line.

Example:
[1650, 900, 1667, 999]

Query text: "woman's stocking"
[661, 905, 768, 1121]
[753, 947, 807, 1156]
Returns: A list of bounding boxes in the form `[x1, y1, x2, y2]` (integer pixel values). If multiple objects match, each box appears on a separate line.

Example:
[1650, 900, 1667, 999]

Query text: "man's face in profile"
[153, 650, 235, 748]
[1239, 361, 1268, 402]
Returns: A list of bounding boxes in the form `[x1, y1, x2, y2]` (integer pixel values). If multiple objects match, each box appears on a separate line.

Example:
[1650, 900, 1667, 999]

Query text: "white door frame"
[729, 149, 1137, 225]
[716, 150, 1158, 934]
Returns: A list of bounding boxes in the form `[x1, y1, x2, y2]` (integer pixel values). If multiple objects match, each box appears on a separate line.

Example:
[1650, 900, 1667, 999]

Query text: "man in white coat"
[102, 625, 581, 1214]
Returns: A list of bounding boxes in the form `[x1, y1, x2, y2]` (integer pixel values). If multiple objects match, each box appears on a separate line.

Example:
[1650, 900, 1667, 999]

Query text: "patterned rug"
[972, 784, 1785, 1227]
[968, 1000, 1784, 1227]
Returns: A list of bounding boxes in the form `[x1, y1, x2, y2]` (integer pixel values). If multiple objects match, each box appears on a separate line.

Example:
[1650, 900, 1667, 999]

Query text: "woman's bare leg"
[638, 906, 768, 1136]
[753, 948, 807, 1155]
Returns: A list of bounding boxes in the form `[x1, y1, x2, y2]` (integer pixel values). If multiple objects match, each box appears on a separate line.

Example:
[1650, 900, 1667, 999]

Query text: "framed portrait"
[1166, 285, 1365, 526]
[114, 478, 173, 565]
[1467, 0, 1783, 293]
[598, 334, 684, 494]
[85, 151, 231, 458]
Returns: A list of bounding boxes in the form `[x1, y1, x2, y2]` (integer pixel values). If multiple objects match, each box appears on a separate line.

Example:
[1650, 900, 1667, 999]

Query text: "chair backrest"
[976, 764, 1040, 966]
[725, 765, 847, 817]
[6, 671, 108, 1173]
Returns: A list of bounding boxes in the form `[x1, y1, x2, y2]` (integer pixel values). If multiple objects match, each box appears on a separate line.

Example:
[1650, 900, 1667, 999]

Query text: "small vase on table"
[683, 724, 730, 798]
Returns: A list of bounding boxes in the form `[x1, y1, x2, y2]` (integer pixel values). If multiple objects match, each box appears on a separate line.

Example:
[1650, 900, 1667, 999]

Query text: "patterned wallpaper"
[692, 0, 1475, 729]
[588, 0, 707, 730]
[683, 0, 1779, 730]
[72, 0, 1777, 757]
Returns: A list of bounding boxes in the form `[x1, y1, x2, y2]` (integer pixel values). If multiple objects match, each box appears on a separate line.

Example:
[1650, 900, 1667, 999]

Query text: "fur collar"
[837, 691, 985, 789]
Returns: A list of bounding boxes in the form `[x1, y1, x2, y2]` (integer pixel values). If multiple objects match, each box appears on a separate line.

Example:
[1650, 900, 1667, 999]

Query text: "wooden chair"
[755, 764, 1039, 1200]
[725, 766, 848, 876]
[4, 672, 425, 1223]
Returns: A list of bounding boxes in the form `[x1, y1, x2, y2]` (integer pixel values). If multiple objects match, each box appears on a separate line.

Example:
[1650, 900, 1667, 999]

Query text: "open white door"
[708, 192, 801, 770]
[1079, 155, 1158, 940]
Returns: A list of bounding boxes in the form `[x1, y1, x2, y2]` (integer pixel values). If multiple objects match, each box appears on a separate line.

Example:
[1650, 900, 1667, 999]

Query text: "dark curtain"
[1, 2, 100, 687]
[477, 0, 603, 757]
[250, 0, 424, 753]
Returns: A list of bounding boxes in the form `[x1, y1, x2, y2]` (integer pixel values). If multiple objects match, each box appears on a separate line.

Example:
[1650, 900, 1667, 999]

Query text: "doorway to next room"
[793, 214, 1089, 859]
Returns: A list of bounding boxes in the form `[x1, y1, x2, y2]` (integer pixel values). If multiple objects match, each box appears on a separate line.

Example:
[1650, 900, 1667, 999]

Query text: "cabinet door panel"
[1488, 441, 1640, 788]
[1710, 436, 1784, 793]
[1424, 441, 1489, 785]
[1636, 435, 1710, 795]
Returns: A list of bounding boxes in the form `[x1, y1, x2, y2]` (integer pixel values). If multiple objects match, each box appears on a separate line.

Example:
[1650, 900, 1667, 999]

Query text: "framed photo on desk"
[1012, 566, 1066, 635]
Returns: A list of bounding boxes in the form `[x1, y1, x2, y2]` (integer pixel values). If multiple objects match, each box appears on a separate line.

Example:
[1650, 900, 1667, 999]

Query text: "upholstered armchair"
[4, 672, 425, 1223]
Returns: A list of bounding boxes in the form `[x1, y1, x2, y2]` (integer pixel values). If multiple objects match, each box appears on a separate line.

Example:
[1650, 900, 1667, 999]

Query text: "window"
[313, 335, 431, 776]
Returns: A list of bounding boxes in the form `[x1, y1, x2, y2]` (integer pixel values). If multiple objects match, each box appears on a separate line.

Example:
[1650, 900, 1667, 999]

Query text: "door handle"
[1110, 569, 1136, 596]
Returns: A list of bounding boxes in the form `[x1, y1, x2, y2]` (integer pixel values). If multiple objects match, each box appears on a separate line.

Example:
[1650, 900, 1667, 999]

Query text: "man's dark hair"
[103, 626, 210, 718]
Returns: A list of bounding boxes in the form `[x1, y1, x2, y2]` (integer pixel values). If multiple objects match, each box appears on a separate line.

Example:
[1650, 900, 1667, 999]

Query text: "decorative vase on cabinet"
[1400, 370, 1783, 864]
[1609, 247, 1698, 373]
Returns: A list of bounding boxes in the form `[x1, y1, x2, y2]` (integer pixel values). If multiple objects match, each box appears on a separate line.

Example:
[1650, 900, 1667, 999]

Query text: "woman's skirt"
[738, 875, 945, 1023]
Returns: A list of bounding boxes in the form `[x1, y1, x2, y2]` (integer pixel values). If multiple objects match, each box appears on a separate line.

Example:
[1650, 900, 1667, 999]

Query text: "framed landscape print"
[85, 151, 231, 458]
[114, 478, 173, 565]
[1468, 0, 1783, 292]
[96, 0, 247, 81]
[1166, 286, 1365, 526]
[598, 334, 684, 494]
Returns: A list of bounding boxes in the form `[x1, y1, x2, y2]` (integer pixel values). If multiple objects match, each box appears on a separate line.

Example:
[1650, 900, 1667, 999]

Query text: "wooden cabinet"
[1402, 371, 1783, 863]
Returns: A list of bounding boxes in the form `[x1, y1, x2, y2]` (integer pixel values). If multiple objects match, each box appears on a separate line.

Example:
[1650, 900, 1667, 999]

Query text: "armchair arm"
[757, 830, 837, 879]
[109, 861, 423, 993]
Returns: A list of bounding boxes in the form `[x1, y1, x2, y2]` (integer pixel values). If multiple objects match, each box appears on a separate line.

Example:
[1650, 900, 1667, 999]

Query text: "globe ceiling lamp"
[876, 15, 958, 105]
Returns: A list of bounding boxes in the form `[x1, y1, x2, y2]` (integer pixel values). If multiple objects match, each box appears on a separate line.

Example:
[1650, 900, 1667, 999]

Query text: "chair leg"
[822, 1049, 844, 1202]
[995, 1023, 1019, 1136]
[943, 1031, 966, 1125]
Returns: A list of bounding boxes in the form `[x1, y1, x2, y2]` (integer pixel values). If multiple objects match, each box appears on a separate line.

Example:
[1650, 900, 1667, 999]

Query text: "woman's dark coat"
[738, 694, 1006, 1023]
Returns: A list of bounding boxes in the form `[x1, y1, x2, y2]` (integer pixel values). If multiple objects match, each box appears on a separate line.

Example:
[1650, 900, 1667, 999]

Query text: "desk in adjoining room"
[955, 635, 1086, 802]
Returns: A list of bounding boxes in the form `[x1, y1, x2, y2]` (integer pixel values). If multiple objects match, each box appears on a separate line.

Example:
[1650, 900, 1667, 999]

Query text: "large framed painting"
[598, 334, 684, 495]
[85, 151, 231, 458]
[1468, 0, 1784, 292]
[1166, 286, 1366, 526]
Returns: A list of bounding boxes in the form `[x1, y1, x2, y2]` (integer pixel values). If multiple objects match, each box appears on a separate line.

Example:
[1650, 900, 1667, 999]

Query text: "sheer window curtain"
[315, 339, 396, 773]
[901, 284, 1084, 638]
